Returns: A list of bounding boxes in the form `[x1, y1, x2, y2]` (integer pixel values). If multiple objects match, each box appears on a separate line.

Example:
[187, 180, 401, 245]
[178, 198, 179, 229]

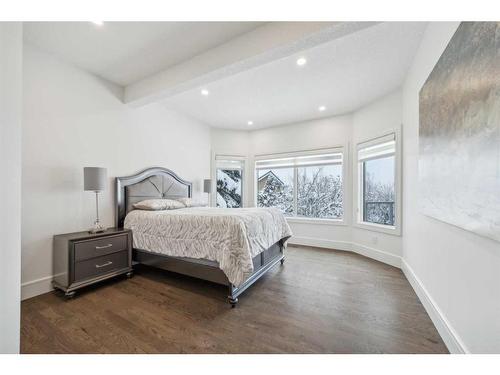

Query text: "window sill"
[354, 221, 401, 236]
[286, 217, 347, 226]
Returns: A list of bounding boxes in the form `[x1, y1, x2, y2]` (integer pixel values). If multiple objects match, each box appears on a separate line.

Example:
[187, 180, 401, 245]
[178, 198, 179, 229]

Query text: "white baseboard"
[289, 236, 466, 353]
[351, 242, 401, 268]
[21, 275, 54, 301]
[288, 236, 352, 252]
[289, 236, 401, 268]
[401, 259, 468, 354]
[21, 237, 463, 354]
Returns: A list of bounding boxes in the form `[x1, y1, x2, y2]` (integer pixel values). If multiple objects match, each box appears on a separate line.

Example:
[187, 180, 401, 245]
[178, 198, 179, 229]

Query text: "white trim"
[351, 242, 401, 268]
[20, 238, 464, 355]
[215, 154, 247, 161]
[293, 166, 298, 215]
[353, 128, 402, 236]
[288, 236, 401, 268]
[210, 150, 216, 207]
[357, 133, 395, 150]
[255, 152, 342, 169]
[212, 152, 248, 208]
[286, 217, 347, 226]
[288, 236, 352, 252]
[353, 221, 400, 236]
[253, 144, 348, 222]
[21, 275, 54, 301]
[254, 145, 345, 160]
[401, 259, 468, 354]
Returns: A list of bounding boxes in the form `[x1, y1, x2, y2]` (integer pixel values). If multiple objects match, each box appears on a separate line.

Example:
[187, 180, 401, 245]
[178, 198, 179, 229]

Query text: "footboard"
[227, 241, 285, 307]
[133, 240, 286, 307]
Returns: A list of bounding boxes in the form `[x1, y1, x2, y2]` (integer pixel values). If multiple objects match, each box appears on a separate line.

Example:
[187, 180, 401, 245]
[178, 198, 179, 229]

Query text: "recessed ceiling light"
[201, 89, 210, 96]
[318, 105, 326, 112]
[247, 121, 254, 126]
[91, 21, 104, 26]
[296, 57, 307, 66]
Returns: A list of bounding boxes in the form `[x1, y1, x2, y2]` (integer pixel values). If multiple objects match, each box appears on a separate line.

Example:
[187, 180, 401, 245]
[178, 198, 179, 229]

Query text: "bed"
[115, 167, 292, 307]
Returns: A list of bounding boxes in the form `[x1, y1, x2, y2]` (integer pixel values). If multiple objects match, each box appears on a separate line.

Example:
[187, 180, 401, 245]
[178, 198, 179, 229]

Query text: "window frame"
[211, 154, 247, 208]
[354, 130, 401, 236]
[254, 146, 347, 225]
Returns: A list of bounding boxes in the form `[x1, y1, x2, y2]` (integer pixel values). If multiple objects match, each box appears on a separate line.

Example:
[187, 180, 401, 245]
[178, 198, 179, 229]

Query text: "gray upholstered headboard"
[115, 167, 192, 227]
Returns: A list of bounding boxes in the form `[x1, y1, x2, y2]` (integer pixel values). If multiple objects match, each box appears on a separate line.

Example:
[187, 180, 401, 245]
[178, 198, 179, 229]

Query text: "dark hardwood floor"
[21, 245, 448, 354]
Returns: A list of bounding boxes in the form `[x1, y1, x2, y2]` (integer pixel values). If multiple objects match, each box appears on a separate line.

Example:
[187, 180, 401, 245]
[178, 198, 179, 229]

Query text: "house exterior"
[257, 170, 285, 192]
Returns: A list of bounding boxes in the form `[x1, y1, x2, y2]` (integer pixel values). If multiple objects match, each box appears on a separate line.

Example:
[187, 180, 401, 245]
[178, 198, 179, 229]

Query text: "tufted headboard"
[115, 167, 192, 227]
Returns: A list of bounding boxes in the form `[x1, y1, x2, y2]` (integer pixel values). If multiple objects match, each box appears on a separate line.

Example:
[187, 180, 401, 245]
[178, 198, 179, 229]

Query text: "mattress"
[123, 207, 292, 287]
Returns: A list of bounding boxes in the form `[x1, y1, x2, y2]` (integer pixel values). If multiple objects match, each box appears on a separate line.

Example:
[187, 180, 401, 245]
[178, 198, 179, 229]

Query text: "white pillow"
[176, 197, 208, 208]
[133, 199, 185, 211]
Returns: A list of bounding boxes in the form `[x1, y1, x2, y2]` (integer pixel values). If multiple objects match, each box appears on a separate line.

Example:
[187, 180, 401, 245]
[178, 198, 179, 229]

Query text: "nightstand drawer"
[74, 250, 129, 282]
[74, 234, 128, 261]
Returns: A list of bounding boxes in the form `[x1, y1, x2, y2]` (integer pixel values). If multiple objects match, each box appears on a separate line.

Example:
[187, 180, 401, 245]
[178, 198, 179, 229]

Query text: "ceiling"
[24, 22, 427, 130]
[163, 22, 427, 129]
[23, 22, 265, 86]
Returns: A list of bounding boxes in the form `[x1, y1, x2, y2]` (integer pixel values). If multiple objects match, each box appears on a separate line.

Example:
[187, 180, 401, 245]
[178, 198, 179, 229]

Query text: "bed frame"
[115, 167, 286, 307]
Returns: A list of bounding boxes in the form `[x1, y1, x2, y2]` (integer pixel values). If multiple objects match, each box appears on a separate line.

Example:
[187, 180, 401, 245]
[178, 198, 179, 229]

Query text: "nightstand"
[53, 228, 133, 298]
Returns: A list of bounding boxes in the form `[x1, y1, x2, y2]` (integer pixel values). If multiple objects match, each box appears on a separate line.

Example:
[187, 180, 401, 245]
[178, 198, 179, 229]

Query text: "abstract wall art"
[419, 22, 500, 242]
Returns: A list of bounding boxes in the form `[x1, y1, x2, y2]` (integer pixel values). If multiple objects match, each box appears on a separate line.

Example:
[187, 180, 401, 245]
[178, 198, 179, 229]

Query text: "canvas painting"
[419, 22, 500, 242]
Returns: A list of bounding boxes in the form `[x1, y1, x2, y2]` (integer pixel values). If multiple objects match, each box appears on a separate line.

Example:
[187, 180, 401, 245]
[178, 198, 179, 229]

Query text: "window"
[297, 164, 343, 219]
[255, 149, 344, 220]
[357, 134, 397, 227]
[257, 167, 294, 215]
[215, 157, 244, 208]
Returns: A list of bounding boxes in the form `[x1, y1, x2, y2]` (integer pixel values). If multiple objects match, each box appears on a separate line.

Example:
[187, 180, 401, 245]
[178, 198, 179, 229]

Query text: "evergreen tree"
[216, 169, 242, 208]
[257, 175, 293, 214]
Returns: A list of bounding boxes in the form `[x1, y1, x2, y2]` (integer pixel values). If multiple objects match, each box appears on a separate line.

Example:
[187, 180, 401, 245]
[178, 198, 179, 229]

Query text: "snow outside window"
[357, 134, 396, 227]
[215, 158, 244, 208]
[255, 149, 344, 220]
[297, 164, 343, 219]
[257, 168, 294, 215]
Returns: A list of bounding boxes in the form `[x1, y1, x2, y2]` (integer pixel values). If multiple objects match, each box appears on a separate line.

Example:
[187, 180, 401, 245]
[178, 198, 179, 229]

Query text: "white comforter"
[124, 207, 292, 287]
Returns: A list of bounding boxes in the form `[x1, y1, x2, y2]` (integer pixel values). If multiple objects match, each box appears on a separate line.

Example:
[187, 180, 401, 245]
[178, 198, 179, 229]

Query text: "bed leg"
[228, 297, 239, 308]
[65, 291, 76, 300]
[280, 243, 285, 265]
[228, 284, 238, 308]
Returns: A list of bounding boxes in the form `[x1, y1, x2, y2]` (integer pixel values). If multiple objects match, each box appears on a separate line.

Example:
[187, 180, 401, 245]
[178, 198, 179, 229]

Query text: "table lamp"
[84, 167, 107, 233]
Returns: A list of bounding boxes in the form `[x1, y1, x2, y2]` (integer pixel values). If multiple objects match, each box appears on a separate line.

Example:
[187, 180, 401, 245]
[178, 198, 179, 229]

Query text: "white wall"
[18, 22, 500, 354]
[210, 94, 403, 267]
[210, 128, 251, 157]
[21, 44, 211, 299]
[351, 91, 402, 265]
[210, 128, 252, 207]
[0, 23, 22, 353]
[249, 115, 353, 249]
[402, 22, 500, 353]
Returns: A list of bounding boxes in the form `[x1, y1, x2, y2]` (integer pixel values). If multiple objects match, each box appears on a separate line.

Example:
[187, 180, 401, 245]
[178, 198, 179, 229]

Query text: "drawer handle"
[95, 244, 113, 250]
[95, 261, 113, 268]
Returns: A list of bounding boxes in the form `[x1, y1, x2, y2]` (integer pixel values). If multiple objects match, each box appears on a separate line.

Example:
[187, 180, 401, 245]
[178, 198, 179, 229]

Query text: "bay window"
[356, 133, 399, 231]
[255, 149, 344, 220]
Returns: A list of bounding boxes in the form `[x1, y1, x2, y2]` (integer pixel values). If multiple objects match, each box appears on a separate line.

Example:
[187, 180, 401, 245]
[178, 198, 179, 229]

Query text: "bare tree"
[363, 172, 395, 225]
[297, 167, 343, 218]
[258, 167, 343, 219]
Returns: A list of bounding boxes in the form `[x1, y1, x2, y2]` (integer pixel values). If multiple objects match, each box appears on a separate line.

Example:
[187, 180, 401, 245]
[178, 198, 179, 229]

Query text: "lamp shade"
[84, 167, 107, 191]
[203, 179, 212, 193]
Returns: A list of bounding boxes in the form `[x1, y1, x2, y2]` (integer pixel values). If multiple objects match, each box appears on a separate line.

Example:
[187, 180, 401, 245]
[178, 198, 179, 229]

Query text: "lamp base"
[88, 221, 106, 234]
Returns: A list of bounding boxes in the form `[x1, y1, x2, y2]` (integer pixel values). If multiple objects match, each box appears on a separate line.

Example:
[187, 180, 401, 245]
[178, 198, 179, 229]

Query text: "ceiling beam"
[124, 22, 379, 107]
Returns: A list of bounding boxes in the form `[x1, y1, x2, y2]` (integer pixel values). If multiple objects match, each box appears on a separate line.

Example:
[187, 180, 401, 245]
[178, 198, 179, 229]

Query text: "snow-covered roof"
[258, 170, 284, 186]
